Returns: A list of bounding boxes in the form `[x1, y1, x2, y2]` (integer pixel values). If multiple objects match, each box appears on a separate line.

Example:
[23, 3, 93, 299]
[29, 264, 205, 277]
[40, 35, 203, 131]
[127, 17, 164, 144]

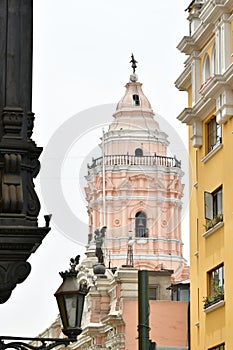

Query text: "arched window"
[132, 94, 140, 106]
[135, 148, 143, 156]
[135, 211, 147, 237]
[202, 54, 210, 83]
[212, 45, 217, 75]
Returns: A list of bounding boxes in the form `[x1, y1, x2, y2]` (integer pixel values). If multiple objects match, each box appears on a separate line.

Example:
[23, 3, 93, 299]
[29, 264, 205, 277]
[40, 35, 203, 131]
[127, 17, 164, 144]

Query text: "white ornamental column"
[191, 52, 201, 105]
[220, 13, 231, 73]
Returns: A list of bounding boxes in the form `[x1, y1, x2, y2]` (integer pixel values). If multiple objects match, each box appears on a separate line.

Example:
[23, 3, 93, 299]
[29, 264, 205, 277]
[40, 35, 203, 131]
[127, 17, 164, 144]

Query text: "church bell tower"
[85, 56, 188, 280]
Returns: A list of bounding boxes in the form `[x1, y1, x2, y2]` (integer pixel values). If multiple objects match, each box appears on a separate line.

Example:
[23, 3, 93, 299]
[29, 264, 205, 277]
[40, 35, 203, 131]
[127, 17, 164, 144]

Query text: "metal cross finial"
[130, 53, 138, 74]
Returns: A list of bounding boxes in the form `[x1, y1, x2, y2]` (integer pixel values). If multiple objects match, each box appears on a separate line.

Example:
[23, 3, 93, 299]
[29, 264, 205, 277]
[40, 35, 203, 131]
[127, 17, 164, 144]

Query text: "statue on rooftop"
[130, 53, 138, 74]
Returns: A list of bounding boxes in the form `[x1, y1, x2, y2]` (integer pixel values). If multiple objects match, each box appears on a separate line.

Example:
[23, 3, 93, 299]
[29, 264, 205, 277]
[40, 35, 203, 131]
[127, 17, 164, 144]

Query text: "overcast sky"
[0, 0, 190, 338]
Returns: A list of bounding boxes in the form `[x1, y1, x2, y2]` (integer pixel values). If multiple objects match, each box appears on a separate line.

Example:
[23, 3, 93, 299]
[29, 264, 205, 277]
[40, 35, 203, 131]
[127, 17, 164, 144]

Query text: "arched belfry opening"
[135, 148, 143, 156]
[132, 94, 140, 106]
[135, 211, 147, 237]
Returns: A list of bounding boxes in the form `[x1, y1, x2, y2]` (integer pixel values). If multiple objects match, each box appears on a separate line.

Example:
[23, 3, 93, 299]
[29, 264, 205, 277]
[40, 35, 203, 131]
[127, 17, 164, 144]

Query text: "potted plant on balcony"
[205, 214, 223, 231]
[203, 285, 224, 309]
[203, 295, 215, 309]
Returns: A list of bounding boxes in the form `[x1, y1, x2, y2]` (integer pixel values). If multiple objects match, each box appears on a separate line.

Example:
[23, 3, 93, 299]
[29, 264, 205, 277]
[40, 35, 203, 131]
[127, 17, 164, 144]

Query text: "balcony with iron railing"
[87, 154, 181, 169]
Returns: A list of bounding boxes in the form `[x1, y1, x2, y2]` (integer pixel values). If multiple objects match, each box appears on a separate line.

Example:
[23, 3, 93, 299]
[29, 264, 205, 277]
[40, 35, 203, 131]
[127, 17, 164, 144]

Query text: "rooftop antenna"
[102, 128, 106, 227]
[108, 249, 111, 269]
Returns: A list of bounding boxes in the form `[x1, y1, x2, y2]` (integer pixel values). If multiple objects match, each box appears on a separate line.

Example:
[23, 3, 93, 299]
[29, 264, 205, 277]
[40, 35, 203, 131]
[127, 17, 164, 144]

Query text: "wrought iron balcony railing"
[88, 154, 181, 169]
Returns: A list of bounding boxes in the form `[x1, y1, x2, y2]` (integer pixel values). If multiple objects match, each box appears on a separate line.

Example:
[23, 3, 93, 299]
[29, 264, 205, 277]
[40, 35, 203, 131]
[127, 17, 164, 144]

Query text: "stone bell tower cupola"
[85, 56, 188, 281]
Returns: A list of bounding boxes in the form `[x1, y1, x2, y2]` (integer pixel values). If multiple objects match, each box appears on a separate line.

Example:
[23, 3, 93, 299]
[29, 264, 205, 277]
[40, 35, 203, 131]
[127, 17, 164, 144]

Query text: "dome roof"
[109, 74, 160, 133]
[115, 76, 153, 116]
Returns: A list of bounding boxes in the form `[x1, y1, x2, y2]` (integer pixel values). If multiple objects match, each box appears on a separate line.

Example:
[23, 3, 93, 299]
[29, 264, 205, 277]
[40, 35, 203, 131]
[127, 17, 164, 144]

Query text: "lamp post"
[54, 255, 89, 340]
[0, 256, 89, 350]
[138, 270, 150, 350]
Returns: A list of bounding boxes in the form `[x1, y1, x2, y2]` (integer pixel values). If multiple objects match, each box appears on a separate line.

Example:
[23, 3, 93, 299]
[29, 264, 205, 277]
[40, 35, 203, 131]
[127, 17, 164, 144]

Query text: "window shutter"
[204, 191, 213, 220]
[217, 188, 222, 215]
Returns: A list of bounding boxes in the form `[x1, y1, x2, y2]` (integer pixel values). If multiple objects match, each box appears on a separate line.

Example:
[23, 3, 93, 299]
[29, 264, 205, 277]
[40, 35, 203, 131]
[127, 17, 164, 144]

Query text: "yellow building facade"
[176, 0, 233, 349]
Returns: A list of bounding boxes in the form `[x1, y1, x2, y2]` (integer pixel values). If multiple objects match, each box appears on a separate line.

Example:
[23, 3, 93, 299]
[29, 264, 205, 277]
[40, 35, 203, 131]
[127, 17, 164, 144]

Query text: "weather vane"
[130, 53, 138, 74]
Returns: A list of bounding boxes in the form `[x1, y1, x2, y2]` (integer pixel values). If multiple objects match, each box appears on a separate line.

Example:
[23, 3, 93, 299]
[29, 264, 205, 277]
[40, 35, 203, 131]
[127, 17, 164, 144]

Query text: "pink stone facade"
[85, 77, 188, 281]
[76, 268, 188, 350]
[124, 300, 189, 349]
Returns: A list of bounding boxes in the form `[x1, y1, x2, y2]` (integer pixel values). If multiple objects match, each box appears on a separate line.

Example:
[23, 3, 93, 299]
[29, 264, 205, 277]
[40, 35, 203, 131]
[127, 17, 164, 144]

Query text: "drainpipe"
[102, 128, 106, 227]
[188, 302, 190, 349]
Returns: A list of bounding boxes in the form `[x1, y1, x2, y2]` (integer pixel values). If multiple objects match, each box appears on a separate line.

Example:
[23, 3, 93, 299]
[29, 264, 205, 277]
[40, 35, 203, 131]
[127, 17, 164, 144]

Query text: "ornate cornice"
[0, 226, 50, 303]
[200, 0, 233, 24]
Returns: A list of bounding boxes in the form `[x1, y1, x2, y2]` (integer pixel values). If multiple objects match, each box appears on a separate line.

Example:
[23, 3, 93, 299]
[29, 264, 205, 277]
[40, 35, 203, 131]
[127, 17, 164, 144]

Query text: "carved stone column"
[0, 0, 50, 303]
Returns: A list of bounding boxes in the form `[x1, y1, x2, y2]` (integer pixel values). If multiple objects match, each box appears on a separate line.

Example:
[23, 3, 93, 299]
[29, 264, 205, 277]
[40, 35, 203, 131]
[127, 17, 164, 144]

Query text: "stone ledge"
[202, 221, 224, 238]
[204, 300, 225, 313]
[201, 143, 223, 163]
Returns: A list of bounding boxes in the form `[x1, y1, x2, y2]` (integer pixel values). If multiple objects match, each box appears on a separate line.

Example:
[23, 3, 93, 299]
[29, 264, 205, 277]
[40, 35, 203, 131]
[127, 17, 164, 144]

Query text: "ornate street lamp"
[54, 255, 89, 340]
[0, 256, 89, 350]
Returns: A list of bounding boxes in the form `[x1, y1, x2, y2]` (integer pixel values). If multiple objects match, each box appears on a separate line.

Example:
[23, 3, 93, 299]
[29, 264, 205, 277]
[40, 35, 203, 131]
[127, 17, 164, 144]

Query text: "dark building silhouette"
[0, 0, 50, 303]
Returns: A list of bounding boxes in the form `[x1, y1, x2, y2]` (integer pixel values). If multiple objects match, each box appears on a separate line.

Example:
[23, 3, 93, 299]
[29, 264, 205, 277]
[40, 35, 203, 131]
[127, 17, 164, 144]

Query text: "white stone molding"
[202, 221, 224, 238]
[200, 0, 233, 24]
[175, 62, 191, 91]
[216, 89, 233, 123]
[219, 14, 232, 73]
[191, 119, 202, 148]
[201, 143, 223, 163]
[204, 299, 225, 313]
[191, 56, 201, 105]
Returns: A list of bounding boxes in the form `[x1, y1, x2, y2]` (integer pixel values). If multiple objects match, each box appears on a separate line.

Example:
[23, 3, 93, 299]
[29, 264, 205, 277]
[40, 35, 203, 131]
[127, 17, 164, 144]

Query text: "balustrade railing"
[135, 227, 148, 238]
[88, 154, 181, 169]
